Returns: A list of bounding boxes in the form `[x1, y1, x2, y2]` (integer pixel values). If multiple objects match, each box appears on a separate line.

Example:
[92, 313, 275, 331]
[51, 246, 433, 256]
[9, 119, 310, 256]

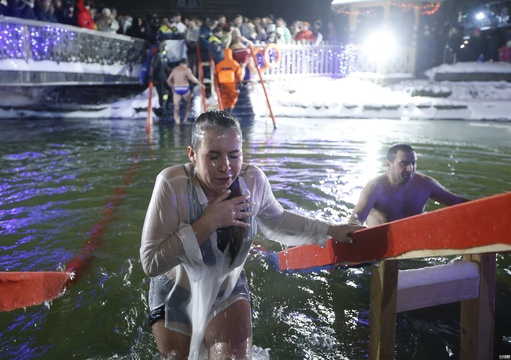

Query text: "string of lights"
[255, 44, 358, 79]
[0, 20, 146, 64]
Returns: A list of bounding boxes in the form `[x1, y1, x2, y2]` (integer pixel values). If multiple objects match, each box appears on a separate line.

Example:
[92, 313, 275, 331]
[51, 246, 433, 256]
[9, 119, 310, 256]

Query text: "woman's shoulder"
[157, 163, 191, 180]
[240, 163, 268, 182]
[241, 163, 263, 174]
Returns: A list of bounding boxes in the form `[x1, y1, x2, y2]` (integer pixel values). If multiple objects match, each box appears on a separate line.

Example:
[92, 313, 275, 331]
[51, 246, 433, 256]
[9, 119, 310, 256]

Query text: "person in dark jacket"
[57, 2, 76, 26]
[35, 0, 57, 22]
[7, 0, 37, 20]
[0, 1, 8, 15]
[207, 27, 225, 64]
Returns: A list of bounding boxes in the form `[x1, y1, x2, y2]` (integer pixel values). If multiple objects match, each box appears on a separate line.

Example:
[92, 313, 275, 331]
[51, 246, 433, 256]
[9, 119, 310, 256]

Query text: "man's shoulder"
[413, 173, 440, 186]
[368, 174, 387, 188]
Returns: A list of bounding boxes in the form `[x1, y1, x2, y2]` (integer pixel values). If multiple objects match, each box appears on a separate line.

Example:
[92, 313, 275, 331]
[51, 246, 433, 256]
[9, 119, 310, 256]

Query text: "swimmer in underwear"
[166, 58, 204, 124]
[173, 86, 190, 96]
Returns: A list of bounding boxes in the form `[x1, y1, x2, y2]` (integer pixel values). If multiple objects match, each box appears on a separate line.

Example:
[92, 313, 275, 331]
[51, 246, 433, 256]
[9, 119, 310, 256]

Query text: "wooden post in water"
[460, 253, 496, 360]
[369, 260, 399, 359]
[368, 254, 496, 360]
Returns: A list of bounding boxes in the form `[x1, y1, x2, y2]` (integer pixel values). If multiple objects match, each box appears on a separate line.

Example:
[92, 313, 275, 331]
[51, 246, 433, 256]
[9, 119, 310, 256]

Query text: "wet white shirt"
[140, 163, 330, 358]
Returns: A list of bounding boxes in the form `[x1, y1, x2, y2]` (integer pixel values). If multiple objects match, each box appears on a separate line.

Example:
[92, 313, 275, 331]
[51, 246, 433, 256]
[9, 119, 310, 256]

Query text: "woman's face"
[188, 127, 243, 198]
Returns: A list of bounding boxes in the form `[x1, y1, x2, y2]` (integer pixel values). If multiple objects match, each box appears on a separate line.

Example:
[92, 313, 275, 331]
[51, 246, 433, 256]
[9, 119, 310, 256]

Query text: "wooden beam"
[396, 261, 480, 313]
[369, 260, 399, 360]
[460, 254, 496, 360]
[277, 192, 511, 271]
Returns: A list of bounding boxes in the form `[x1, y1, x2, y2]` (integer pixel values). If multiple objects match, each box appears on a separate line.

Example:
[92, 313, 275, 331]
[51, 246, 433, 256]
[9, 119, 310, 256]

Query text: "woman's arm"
[248, 166, 362, 247]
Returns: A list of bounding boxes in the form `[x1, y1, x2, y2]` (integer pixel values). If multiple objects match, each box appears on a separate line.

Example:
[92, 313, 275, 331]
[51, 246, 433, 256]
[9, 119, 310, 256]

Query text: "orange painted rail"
[0, 271, 72, 312]
[278, 192, 511, 271]
[0, 139, 145, 312]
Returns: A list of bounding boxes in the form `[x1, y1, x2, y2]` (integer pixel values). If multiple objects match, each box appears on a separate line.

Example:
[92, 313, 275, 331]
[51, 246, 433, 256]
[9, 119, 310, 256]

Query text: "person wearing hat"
[295, 21, 315, 42]
[76, 0, 96, 30]
[207, 27, 225, 64]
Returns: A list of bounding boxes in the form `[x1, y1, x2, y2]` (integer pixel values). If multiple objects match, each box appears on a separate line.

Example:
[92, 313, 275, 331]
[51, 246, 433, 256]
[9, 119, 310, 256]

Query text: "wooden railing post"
[369, 260, 399, 360]
[460, 253, 496, 360]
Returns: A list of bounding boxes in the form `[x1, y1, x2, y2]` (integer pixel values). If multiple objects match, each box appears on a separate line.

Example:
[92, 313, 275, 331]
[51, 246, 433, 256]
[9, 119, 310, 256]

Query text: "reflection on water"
[0, 117, 510, 359]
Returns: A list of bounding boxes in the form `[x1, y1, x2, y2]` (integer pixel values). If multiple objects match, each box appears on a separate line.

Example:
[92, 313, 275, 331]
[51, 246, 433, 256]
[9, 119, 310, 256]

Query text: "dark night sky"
[244, 0, 336, 23]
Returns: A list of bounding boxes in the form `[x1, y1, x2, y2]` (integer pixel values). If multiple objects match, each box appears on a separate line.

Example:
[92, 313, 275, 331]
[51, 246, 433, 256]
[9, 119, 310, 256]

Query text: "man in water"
[166, 58, 203, 124]
[349, 143, 468, 226]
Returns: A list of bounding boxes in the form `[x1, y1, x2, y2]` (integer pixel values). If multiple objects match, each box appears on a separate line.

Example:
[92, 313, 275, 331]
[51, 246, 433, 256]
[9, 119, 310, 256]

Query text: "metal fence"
[250, 42, 415, 80]
[0, 16, 148, 85]
[0, 16, 414, 85]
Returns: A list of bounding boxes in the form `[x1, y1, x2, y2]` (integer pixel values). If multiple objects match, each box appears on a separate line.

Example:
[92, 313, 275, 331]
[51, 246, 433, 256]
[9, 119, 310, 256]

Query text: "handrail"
[249, 44, 276, 129]
[248, 42, 414, 79]
[196, 45, 207, 112]
[0, 16, 148, 86]
[0, 16, 147, 64]
[210, 56, 224, 111]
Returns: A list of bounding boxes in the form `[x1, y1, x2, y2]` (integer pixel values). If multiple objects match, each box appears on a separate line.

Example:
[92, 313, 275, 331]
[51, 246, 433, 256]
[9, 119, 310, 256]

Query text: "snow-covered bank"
[2, 62, 511, 121]
[250, 62, 511, 121]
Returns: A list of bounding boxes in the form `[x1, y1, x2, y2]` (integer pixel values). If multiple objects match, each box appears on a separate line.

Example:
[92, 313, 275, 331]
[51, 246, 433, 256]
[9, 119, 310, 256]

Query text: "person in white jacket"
[140, 110, 363, 359]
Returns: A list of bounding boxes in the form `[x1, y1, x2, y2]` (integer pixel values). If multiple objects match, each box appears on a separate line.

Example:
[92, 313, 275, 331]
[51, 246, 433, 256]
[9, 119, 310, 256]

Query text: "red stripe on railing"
[64, 146, 142, 285]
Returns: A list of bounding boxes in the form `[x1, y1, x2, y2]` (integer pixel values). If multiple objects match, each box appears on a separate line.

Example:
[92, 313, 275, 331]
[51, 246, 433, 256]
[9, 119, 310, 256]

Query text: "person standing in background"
[166, 58, 203, 124]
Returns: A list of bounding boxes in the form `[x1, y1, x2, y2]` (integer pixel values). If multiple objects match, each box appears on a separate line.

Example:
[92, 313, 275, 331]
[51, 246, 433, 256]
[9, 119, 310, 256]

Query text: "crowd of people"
[444, 24, 511, 64]
[2, 1, 339, 116]
[6, 1, 511, 116]
[0, 1, 336, 45]
[0, 0, 120, 32]
[133, 12, 337, 118]
[5, 0, 511, 66]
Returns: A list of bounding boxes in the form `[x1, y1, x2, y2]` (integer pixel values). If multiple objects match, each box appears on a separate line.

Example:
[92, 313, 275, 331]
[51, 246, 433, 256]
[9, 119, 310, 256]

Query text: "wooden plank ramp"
[277, 192, 511, 360]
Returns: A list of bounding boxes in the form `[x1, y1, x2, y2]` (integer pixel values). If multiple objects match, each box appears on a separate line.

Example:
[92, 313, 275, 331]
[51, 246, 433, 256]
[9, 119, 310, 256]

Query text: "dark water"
[0, 117, 510, 359]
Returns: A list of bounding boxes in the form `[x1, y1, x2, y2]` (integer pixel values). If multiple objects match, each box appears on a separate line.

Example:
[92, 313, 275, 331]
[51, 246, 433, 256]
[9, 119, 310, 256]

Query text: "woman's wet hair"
[191, 110, 242, 150]
[191, 111, 245, 265]
[387, 143, 414, 162]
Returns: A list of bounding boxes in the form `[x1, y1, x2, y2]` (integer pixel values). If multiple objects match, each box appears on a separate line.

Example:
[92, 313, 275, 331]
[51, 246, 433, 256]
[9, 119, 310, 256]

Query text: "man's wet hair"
[387, 144, 414, 162]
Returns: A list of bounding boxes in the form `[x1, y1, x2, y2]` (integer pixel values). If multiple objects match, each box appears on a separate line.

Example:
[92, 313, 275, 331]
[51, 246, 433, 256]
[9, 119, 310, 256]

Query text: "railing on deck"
[250, 42, 415, 80]
[0, 16, 148, 86]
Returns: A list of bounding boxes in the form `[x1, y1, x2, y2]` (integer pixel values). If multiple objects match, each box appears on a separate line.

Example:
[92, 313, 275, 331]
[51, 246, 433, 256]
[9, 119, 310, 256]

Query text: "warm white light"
[475, 12, 485, 21]
[362, 30, 397, 63]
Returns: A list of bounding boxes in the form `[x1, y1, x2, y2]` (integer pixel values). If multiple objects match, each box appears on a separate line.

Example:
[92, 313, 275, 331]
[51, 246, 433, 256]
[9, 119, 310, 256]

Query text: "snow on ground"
[250, 62, 511, 121]
[2, 62, 511, 121]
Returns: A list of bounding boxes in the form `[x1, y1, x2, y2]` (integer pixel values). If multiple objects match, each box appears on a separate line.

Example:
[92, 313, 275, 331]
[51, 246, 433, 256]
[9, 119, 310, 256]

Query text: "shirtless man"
[349, 143, 468, 226]
[166, 59, 203, 124]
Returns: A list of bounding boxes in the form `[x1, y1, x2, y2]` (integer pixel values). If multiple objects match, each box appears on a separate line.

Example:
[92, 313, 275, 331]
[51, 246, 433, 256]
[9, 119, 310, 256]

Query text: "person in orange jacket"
[215, 48, 243, 112]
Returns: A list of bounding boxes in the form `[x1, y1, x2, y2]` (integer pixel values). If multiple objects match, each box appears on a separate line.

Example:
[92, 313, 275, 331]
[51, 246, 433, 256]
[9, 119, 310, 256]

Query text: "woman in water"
[140, 110, 363, 359]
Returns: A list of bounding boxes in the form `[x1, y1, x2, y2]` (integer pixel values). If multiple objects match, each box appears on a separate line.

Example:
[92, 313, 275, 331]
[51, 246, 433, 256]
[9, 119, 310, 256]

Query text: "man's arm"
[166, 69, 174, 88]
[186, 68, 201, 85]
[424, 175, 469, 205]
[349, 179, 378, 225]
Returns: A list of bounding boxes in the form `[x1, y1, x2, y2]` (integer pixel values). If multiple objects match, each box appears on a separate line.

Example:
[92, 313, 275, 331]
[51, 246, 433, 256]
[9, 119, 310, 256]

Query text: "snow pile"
[250, 62, 511, 121]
